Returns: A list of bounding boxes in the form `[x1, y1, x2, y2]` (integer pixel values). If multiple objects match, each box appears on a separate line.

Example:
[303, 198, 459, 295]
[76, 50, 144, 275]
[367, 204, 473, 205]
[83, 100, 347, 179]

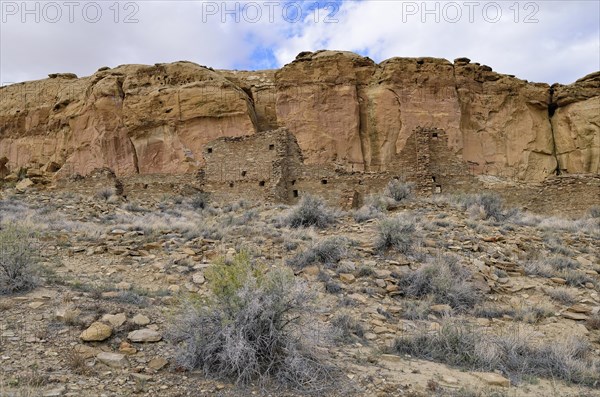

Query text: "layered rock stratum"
[1, 50, 598, 181]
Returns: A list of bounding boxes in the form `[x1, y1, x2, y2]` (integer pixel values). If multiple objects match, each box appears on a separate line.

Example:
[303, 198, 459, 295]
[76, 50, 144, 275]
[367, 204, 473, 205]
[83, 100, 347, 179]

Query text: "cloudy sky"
[1, 0, 599, 85]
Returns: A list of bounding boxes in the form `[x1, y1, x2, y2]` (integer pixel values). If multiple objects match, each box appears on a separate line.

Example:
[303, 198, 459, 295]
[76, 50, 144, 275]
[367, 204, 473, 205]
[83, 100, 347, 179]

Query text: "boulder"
[79, 322, 112, 342]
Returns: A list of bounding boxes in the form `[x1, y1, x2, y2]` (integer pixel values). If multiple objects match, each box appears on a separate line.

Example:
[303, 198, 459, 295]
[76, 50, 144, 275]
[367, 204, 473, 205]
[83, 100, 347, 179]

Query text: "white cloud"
[1, 0, 598, 85]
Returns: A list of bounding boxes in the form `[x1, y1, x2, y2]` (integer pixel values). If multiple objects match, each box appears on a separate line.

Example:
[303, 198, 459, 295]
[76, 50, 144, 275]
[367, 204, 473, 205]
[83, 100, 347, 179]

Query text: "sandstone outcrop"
[0, 62, 257, 178]
[551, 71, 600, 175]
[0, 51, 597, 182]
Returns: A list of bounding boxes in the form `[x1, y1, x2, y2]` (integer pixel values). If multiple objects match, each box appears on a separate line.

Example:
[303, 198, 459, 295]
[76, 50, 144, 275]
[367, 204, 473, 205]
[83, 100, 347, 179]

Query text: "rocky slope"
[0, 183, 599, 397]
[0, 51, 598, 181]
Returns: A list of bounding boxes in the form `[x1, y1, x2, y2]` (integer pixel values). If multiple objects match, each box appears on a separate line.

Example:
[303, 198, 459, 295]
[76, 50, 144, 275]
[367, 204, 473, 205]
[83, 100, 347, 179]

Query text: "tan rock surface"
[552, 72, 600, 175]
[0, 52, 597, 181]
[0, 62, 257, 177]
[79, 322, 112, 342]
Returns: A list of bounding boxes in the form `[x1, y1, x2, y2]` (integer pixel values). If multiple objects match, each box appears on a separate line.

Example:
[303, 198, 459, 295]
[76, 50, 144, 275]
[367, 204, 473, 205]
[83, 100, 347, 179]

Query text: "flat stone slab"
[97, 352, 128, 368]
[127, 328, 162, 342]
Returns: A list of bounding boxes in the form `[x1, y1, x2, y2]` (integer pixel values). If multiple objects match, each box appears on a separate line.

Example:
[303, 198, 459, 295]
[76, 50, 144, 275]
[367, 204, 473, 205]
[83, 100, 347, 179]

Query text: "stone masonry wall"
[202, 126, 482, 207]
[201, 128, 303, 202]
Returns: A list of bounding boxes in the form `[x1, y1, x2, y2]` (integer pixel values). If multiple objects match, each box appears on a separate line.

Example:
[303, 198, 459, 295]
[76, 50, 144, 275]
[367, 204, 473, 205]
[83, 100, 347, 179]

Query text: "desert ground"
[1, 175, 599, 397]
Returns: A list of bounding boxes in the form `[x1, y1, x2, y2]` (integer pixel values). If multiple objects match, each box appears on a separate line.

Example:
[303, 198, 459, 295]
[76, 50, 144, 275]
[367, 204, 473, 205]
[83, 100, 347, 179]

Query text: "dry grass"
[0, 224, 40, 295]
[64, 349, 93, 375]
[393, 320, 599, 386]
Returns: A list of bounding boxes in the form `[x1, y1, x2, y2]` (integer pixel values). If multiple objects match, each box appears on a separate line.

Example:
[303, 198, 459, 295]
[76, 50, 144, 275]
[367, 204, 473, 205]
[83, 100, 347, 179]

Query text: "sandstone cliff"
[0, 51, 598, 181]
[0, 62, 257, 177]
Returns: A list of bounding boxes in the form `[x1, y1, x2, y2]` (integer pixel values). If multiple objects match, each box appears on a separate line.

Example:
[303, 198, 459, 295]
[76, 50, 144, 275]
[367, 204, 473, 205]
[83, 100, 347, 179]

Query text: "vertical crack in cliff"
[177, 91, 183, 122]
[127, 135, 140, 174]
[548, 86, 561, 175]
[450, 63, 467, 156]
[116, 78, 125, 102]
[386, 87, 403, 166]
[356, 86, 370, 171]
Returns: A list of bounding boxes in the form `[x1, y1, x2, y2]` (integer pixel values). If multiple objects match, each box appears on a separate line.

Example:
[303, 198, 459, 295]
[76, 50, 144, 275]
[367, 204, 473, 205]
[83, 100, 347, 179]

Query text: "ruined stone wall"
[291, 164, 390, 208]
[201, 126, 484, 207]
[201, 128, 302, 202]
[386, 127, 482, 195]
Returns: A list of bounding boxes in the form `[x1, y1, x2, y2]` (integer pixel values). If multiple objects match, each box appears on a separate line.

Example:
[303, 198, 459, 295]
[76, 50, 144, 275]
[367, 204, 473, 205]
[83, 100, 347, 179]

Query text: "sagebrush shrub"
[548, 256, 579, 271]
[331, 313, 365, 345]
[523, 260, 555, 278]
[96, 188, 114, 201]
[0, 224, 39, 295]
[384, 179, 413, 202]
[546, 287, 577, 305]
[353, 205, 383, 223]
[399, 255, 481, 310]
[477, 193, 504, 220]
[456, 193, 514, 221]
[375, 216, 415, 253]
[287, 236, 348, 269]
[190, 192, 210, 210]
[285, 195, 338, 229]
[589, 206, 600, 218]
[168, 252, 338, 393]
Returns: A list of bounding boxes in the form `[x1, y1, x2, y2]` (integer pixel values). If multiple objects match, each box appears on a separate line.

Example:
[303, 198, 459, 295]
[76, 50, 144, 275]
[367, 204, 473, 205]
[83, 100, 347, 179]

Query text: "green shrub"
[284, 195, 338, 229]
[0, 224, 39, 295]
[168, 252, 338, 393]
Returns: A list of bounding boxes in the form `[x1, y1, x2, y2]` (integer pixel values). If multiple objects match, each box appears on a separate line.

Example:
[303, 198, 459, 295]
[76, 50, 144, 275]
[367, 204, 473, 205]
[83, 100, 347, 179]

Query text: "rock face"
[0, 51, 598, 181]
[552, 71, 600, 175]
[0, 62, 257, 177]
